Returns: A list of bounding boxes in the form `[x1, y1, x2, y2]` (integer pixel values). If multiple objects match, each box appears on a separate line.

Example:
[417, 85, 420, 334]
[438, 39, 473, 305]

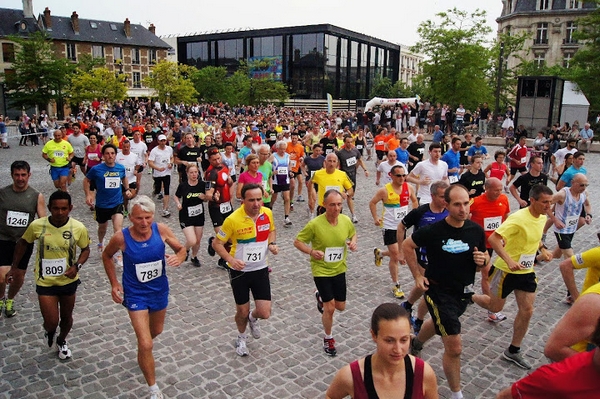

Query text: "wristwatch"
[75, 263, 83, 271]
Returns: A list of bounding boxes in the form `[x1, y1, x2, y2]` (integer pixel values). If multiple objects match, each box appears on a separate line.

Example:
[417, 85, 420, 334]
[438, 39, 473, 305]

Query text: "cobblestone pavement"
[0, 139, 597, 399]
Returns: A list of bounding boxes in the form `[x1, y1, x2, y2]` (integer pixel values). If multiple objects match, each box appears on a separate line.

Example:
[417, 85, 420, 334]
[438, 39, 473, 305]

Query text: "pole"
[495, 42, 505, 116]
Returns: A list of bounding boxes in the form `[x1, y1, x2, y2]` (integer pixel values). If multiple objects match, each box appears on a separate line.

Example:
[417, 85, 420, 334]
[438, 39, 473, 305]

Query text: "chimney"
[22, 0, 34, 18]
[124, 18, 131, 38]
[71, 11, 79, 34]
[43, 7, 52, 30]
[148, 23, 155, 35]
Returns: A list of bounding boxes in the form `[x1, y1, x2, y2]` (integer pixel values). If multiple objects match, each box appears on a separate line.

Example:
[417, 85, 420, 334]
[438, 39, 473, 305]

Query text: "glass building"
[177, 24, 400, 100]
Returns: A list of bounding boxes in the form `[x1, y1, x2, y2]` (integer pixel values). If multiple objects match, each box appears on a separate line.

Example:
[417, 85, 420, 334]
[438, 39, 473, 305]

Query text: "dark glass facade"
[178, 24, 400, 100]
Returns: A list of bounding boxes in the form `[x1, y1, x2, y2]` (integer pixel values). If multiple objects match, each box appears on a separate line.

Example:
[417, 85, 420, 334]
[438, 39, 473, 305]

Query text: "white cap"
[158, 134, 167, 141]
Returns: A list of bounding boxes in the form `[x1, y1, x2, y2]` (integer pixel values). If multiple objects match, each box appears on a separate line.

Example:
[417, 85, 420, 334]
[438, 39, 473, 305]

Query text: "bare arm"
[325, 364, 353, 399]
[158, 222, 186, 266]
[488, 232, 523, 272]
[369, 188, 386, 226]
[102, 231, 125, 304]
[36, 193, 47, 217]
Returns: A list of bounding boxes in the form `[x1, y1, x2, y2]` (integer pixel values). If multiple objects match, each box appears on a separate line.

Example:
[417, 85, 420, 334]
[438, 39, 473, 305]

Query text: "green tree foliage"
[489, 32, 530, 110]
[191, 66, 231, 103]
[76, 53, 106, 72]
[567, 1, 600, 110]
[369, 77, 417, 98]
[68, 67, 127, 105]
[143, 60, 198, 104]
[411, 8, 493, 109]
[1, 31, 74, 111]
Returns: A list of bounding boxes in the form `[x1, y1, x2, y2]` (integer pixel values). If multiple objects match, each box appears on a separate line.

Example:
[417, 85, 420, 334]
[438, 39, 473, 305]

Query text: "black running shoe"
[208, 237, 216, 256]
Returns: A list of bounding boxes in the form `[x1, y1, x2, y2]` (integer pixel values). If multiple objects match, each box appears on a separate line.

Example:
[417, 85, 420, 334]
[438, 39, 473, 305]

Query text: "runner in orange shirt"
[385, 129, 401, 152]
[286, 132, 306, 206]
[374, 127, 391, 166]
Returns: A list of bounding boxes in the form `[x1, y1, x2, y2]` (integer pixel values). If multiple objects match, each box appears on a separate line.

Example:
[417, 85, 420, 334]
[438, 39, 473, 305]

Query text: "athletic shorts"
[228, 267, 271, 305]
[273, 184, 290, 193]
[488, 266, 537, 299]
[128, 182, 138, 190]
[510, 166, 527, 175]
[0, 240, 34, 270]
[50, 165, 71, 180]
[94, 204, 124, 224]
[153, 175, 171, 196]
[123, 290, 168, 312]
[423, 285, 470, 336]
[230, 174, 237, 183]
[36, 279, 80, 296]
[383, 229, 398, 246]
[314, 273, 346, 303]
[179, 214, 205, 228]
[208, 205, 233, 227]
[554, 232, 575, 250]
[71, 156, 85, 166]
[376, 150, 386, 160]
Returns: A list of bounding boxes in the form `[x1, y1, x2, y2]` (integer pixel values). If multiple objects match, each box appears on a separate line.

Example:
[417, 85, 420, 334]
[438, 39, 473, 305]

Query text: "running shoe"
[290, 203, 294, 211]
[503, 349, 532, 369]
[410, 336, 423, 357]
[248, 315, 261, 339]
[97, 242, 104, 253]
[352, 215, 358, 224]
[562, 294, 574, 306]
[113, 254, 123, 268]
[191, 257, 201, 267]
[487, 311, 507, 323]
[185, 249, 190, 262]
[297, 195, 305, 202]
[208, 237, 216, 256]
[413, 319, 423, 335]
[161, 209, 170, 218]
[235, 337, 249, 357]
[393, 285, 405, 299]
[284, 217, 292, 227]
[315, 290, 324, 314]
[57, 340, 72, 360]
[156, 192, 164, 200]
[4, 298, 16, 318]
[323, 337, 337, 356]
[373, 248, 383, 267]
[45, 330, 55, 347]
[149, 391, 164, 399]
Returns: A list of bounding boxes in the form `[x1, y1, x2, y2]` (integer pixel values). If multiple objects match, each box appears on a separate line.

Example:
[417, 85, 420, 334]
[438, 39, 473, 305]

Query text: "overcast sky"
[6, 0, 503, 47]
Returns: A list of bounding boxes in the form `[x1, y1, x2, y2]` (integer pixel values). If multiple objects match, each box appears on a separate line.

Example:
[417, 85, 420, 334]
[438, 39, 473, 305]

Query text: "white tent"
[560, 81, 590, 127]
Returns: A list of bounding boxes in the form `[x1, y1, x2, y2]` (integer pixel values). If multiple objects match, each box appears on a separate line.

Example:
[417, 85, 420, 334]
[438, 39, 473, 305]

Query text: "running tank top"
[489, 162, 506, 180]
[272, 153, 290, 186]
[554, 187, 585, 234]
[350, 354, 424, 399]
[122, 222, 168, 297]
[382, 182, 410, 230]
[0, 185, 39, 241]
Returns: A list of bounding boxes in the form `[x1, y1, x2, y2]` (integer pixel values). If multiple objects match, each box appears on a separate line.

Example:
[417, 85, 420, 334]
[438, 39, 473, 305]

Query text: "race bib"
[188, 204, 203, 217]
[242, 242, 267, 264]
[346, 157, 357, 167]
[6, 210, 29, 227]
[135, 260, 162, 283]
[326, 185, 341, 193]
[356, 145, 363, 149]
[325, 149, 333, 154]
[277, 166, 288, 175]
[565, 215, 579, 228]
[484, 216, 502, 231]
[220, 202, 232, 214]
[290, 160, 297, 168]
[42, 258, 66, 277]
[105, 177, 120, 189]
[520, 157, 526, 164]
[394, 206, 409, 220]
[449, 175, 458, 184]
[88, 153, 99, 160]
[54, 151, 65, 158]
[518, 253, 536, 269]
[146, 137, 153, 143]
[125, 166, 134, 174]
[376, 141, 384, 146]
[262, 180, 269, 191]
[324, 247, 344, 263]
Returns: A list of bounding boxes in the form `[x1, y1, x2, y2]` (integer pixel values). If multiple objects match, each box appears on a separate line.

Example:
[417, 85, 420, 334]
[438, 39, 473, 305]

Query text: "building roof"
[501, 0, 596, 17]
[0, 7, 170, 49]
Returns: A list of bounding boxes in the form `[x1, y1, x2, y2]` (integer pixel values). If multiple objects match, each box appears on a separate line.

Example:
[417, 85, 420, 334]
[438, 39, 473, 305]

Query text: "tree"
[143, 60, 198, 104]
[67, 67, 127, 105]
[227, 62, 288, 105]
[191, 66, 231, 103]
[1, 31, 74, 114]
[489, 31, 530, 111]
[411, 8, 493, 110]
[369, 77, 395, 98]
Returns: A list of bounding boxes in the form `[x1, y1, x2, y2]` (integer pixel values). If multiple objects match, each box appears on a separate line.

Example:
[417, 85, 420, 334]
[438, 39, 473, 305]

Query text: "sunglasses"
[394, 174, 407, 177]
[580, 184, 590, 187]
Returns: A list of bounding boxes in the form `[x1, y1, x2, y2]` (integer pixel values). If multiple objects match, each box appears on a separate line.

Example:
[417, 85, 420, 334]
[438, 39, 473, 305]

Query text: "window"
[90, 21, 98, 29]
[565, 21, 577, 44]
[132, 48, 140, 65]
[535, 23, 548, 44]
[2, 43, 15, 63]
[567, 0, 581, 9]
[113, 46, 122, 63]
[110, 23, 117, 31]
[538, 0, 551, 10]
[66, 43, 77, 61]
[92, 45, 104, 59]
[534, 52, 545, 68]
[149, 49, 157, 64]
[564, 52, 574, 68]
[132, 72, 141, 88]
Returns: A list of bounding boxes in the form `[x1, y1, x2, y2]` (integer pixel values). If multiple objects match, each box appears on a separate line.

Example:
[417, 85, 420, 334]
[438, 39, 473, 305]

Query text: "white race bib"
[88, 153, 99, 160]
[565, 215, 579, 228]
[42, 258, 66, 277]
[324, 247, 344, 263]
[394, 206, 409, 220]
[290, 160, 297, 168]
[356, 145, 363, 149]
[135, 260, 162, 283]
[520, 157, 526, 164]
[346, 157, 357, 167]
[242, 242, 267, 264]
[277, 166, 288, 175]
[449, 175, 458, 184]
[146, 137, 153, 143]
[220, 202, 232, 214]
[104, 177, 120, 189]
[54, 151, 65, 158]
[484, 216, 502, 231]
[6, 210, 29, 227]
[188, 204, 203, 217]
[518, 253, 536, 269]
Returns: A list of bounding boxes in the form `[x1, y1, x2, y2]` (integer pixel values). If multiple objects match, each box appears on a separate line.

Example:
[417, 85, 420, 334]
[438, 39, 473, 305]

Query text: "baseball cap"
[158, 134, 167, 141]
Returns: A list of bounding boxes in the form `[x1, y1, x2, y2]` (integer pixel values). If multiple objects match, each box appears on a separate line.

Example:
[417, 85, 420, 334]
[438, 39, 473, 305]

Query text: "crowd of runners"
[1, 100, 599, 399]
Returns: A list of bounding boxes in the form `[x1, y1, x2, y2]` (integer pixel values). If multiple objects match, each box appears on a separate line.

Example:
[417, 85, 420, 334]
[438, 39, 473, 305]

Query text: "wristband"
[268, 242, 276, 246]
[76, 263, 83, 271]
